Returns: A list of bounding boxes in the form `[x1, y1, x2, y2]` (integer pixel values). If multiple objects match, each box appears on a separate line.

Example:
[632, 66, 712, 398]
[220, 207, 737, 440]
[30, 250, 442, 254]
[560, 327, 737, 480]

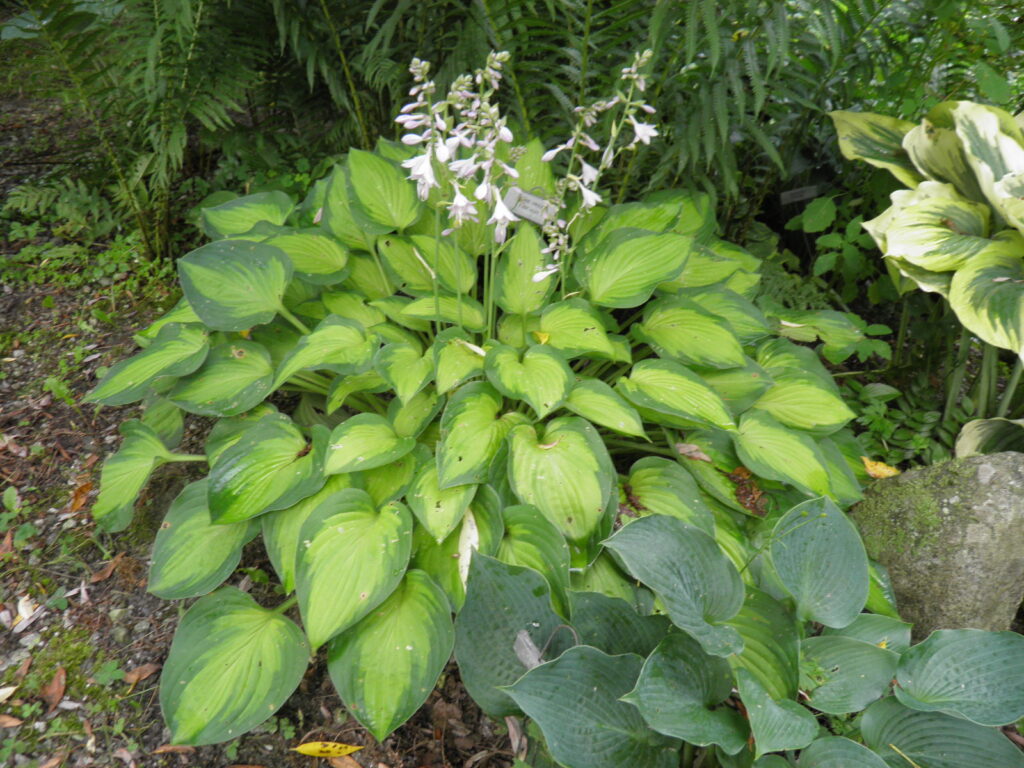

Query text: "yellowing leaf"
[292, 741, 364, 757]
[861, 456, 901, 479]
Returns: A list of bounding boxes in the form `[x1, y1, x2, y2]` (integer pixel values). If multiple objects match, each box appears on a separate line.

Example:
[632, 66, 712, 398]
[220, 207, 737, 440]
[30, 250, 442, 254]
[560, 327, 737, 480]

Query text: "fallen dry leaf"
[153, 745, 195, 755]
[675, 442, 712, 462]
[40, 667, 66, 715]
[113, 747, 137, 767]
[124, 663, 160, 686]
[68, 481, 93, 514]
[83, 454, 100, 470]
[0, 685, 16, 704]
[39, 752, 68, 768]
[90, 552, 124, 583]
[861, 455, 901, 479]
[328, 757, 361, 768]
[0, 714, 23, 727]
[0, 530, 13, 556]
[14, 655, 32, 682]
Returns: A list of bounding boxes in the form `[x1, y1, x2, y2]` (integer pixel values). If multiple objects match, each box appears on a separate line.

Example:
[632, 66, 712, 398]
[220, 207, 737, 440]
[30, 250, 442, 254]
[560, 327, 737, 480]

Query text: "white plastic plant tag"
[504, 186, 558, 224]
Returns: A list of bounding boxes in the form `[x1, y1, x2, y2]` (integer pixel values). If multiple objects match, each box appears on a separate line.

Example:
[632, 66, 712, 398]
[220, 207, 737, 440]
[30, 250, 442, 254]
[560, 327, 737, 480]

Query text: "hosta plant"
[86, 53, 1023, 763]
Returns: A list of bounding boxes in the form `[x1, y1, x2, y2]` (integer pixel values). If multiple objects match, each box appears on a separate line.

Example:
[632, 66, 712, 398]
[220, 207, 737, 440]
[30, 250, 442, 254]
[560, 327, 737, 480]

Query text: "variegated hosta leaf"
[407, 462, 478, 543]
[374, 343, 434, 404]
[86, 324, 209, 406]
[389, 389, 442, 438]
[296, 488, 413, 648]
[160, 587, 309, 745]
[433, 329, 485, 393]
[178, 240, 292, 331]
[635, 297, 746, 369]
[274, 315, 376, 388]
[327, 570, 453, 740]
[617, 359, 736, 432]
[538, 299, 616, 358]
[401, 294, 487, 331]
[141, 395, 185, 448]
[565, 378, 646, 437]
[678, 286, 771, 344]
[723, 588, 801, 701]
[437, 382, 516, 487]
[263, 229, 349, 284]
[361, 445, 429, 507]
[485, 343, 572, 418]
[347, 148, 423, 230]
[622, 457, 714, 534]
[201, 190, 294, 239]
[92, 420, 178, 532]
[736, 668, 817, 758]
[322, 290, 386, 327]
[377, 233, 475, 295]
[326, 414, 415, 474]
[829, 110, 922, 188]
[902, 108, 986, 204]
[994, 170, 1024, 233]
[203, 404, 278, 464]
[508, 417, 614, 541]
[751, 372, 855, 435]
[208, 415, 328, 524]
[168, 340, 273, 416]
[734, 410, 832, 497]
[695, 358, 773, 414]
[148, 480, 258, 599]
[949, 239, 1024, 356]
[575, 228, 692, 308]
[371, 296, 435, 333]
[884, 197, 992, 271]
[496, 504, 571, 615]
[321, 163, 372, 250]
[953, 101, 1024, 217]
[136, 296, 202, 343]
[325, 370, 388, 414]
[494, 223, 554, 315]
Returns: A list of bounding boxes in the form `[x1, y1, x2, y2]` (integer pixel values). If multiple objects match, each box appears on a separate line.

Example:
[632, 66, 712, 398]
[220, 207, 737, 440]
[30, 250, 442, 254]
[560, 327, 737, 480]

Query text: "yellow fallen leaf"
[531, 331, 550, 344]
[860, 456, 901, 479]
[292, 742, 363, 758]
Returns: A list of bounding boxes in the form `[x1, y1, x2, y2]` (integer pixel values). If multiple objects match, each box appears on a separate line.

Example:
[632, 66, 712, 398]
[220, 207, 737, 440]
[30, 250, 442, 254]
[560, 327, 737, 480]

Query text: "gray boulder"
[851, 452, 1024, 640]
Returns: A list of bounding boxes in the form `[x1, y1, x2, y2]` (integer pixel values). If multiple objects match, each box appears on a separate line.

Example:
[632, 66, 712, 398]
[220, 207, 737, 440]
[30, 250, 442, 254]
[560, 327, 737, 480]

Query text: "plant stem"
[975, 343, 998, 418]
[274, 595, 298, 614]
[317, 0, 371, 149]
[170, 454, 207, 463]
[278, 305, 312, 335]
[943, 327, 972, 422]
[997, 358, 1024, 418]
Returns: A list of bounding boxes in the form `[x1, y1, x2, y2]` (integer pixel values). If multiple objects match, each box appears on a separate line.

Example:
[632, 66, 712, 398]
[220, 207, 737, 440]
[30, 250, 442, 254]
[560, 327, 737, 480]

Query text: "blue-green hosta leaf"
[486, 343, 572, 418]
[565, 378, 646, 437]
[576, 228, 692, 308]
[92, 420, 178, 532]
[605, 515, 745, 657]
[401, 294, 486, 331]
[769, 497, 868, 627]
[148, 480, 257, 599]
[496, 504, 571, 615]
[455, 554, 570, 717]
[953, 101, 1024, 216]
[538, 299, 615, 358]
[327, 570, 453, 740]
[618, 359, 736, 431]
[829, 111, 922, 188]
[168, 340, 273, 417]
[178, 240, 292, 331]
[735, 411, 832, 497]
[507, 647, 682, 768]
[274, 315, 377, 388]
[494, 223, 554, 315]
[389, 389, 442, 438]
[263, 229, 348, 284]
[433, 329, 486, 393]
[623, 632, 747, 754]
[799, 736, 889, 768]
[894, 629, 1024, 726]
[737, 668, 818, 759]
[141, 395, 185, 449]
[347, 149, 422, 230]
[407, 463, 477, 543]
[817, 437, 864, 508]
[949, 239, 1024, 356]
[884, 197, 991, 271]
[201, 191, 294, 239]
[160, 587, 309, 745]
[821, 613, 912, 653]
[861, 696, 1024, 768]
[801, 636, 898, 715]
[438, 382, 516, 487]
[326, 414, 415, 474]
[635, 297, 746, 369]
[373, 343, 434, 404]
[724, 589, 800, 700]
[296, 488, 413, 648]
[508, 417, 614, 541]
[752, 373, 855, 435]
[86, 324, 209, 406]
[377, 234, 475, 295]
[622, 457, 715, 534]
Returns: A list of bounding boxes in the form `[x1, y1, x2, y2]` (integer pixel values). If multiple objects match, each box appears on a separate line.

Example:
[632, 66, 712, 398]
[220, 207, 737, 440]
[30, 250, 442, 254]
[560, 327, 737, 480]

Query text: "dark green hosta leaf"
[861, 696, 1024, 768]
[454, 554, 570, 717]
[508, 417, 614, 541]
[296, 488, 412, 648]
[402, 294, 486, 331]
[201, 190, 294, 239]
[623, 632, 747, 754]
[92, 420, 180, 532]
[168, 340, 273, 417]
[438, 382, 516, 487]
[737, 669, 818, 759]
[160, 587, 309, 745]
[326, 414, 415, 474]
[148, 480, 257, 599]
[735, 411, 832, 497]
[622, 457, 715, 534]
[565, 378, 646, 437]
[433, 329, 485, 393]
[605, 515, 745, 657]
[538, 299, 616, 358]
[956, 417, 1024, 457]
[569, 591, 670, 657]
[507, 647, 681, 768]
[86, 324, 209, 406]
[494, 223, 554, 315]
[894, 629, 1024, 726]
[327, 570, 453, 740]
[829, 111, 922, 188]
[274, 316, 377, 387]
[635, 297, 746, 369]
[751, 373, 855, 435]
[263, 229, 348, 284]
[822, 613, 912, 653]
[486, 343, 572, 418]
[769, 497, 868, 627]
[347, 149, 422, 230]
[576, 228, 692, 308]
[618, 359, 736, 432]
[724, 589, 800, 700]
[949, 240, 1024, 356]
[178, 240, 292, 331]
[497, 504, 571, 615]
[407, 463, 477, 543]
[799, 736, 889, 768]
[801, 636, 897, 715]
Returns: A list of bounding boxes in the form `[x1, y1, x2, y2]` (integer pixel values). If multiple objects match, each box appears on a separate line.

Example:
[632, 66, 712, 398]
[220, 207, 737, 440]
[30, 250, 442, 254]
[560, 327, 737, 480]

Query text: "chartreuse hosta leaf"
[327, 570, 453, 740]
[622, 457, 715, 534]
[454, 554, 570, 717]
[735, 411, 832, 497]
[861, 697, 1024, 768]
[751, 372, 855, 435]
[635, 297, 746, 369]
[508, 417, 614, 542]
[736, 669, 818, 758]
[507, 647, 681, 768]
[433, 329, 485, 393]
[576, 228, 692, 308]
[136, 297, 202, 343]
[894, 629, 1024, 726]
[497, 504, 571, 615]
[486, 343, 572, 418]
[263, 229, 348, 284]
[537, 299, 615, 358]
[377, 234, 475, 295]
[724, 589, 800, 700]
[296, 488, 413, 648]
[160, 587, 309, 745]
[87, 323, 209, 406]
[326, 414, 415, 474]
[566, 378, 645, 437]
[178, 240, 292, 332]
[494, 223, 553, 315]
[273, 316, 376, 388]
[680, 287, 771, 344]
[949, 240, 1024, 356]
[407, 463, 477, 543]
[829, 110, 922, 188]
[769, 497, 868, 627]
[168, 340, 274, 417]
[322, 291, 386, 327]
[799, 736, 889, 768]
[374, 343, 434, 405]
[402, 294, 487, 331]
[623, 633, 747, 754]
[605, 515, 745, 657]
[618, 359, 736, 431]
[884, 196, 992, 271]
[148, 480, 258, 599]
[801, 636, 897, 714]
[347, 148, 422, 230]
[201, 190, 294, 239]
[437, 382, 516, 487]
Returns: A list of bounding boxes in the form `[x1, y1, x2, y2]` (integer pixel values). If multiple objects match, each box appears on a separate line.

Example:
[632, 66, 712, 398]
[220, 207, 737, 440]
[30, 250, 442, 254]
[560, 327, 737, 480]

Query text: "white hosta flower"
[474, 181, 493, 202]
[488, 196, 519, 243]
[449, 156, 479, 179]
[629, 117, 658, 146]
[532, 265, 560, 282]
[541, 139, 574, 163]
[579, 184, 602, 209]
[448, 184, 478, 226]
[580, 160, 599, 186]
[401, 152, 438, 200]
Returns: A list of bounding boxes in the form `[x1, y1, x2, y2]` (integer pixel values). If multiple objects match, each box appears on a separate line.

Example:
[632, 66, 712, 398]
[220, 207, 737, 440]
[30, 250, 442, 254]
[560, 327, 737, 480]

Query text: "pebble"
[112, 626, 128, 644]
[132, 620, 149, 636]
[18, 632, 41, 649]
[108, 607, 128, 623]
